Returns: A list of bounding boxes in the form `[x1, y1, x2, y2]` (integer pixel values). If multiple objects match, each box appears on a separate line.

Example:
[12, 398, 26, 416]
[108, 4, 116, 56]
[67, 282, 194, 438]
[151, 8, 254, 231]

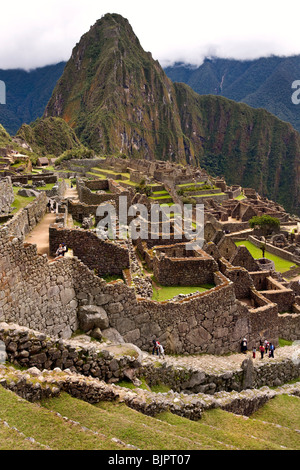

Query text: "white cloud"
[0, 0, 299, 69]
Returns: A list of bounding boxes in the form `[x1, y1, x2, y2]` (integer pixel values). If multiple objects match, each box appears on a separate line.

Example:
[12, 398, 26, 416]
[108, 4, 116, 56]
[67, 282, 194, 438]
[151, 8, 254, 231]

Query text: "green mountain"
[43, 14, 300, 215]
[0, 62, 66, 135]
[164, 56, 300, 133]
[16, 117, 84, 156]
[44, 13, 187, 161]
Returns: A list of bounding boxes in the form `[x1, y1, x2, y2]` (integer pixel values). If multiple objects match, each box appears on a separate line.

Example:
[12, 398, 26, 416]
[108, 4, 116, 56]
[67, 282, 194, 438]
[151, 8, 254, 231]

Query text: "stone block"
[78, 305, 109, 332]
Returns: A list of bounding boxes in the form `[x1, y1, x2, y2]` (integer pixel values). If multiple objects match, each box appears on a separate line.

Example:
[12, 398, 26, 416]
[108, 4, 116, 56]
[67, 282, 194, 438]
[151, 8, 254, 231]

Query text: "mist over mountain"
[1, 14, 300, 215]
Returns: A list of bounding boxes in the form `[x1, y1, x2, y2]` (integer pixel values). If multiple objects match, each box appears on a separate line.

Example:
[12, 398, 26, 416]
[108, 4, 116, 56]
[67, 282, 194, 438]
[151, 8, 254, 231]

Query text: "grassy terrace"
[0, 384, 299, 449]
[191, 192, 225, 198]
[151, 283, 214, 302]
[11, 187, 36, 213]
[235, 240, 297, 273]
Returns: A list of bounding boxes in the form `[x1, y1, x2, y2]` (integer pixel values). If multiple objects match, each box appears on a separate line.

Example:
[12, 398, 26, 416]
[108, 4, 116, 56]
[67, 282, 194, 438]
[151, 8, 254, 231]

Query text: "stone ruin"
[1, 158, 300, 358]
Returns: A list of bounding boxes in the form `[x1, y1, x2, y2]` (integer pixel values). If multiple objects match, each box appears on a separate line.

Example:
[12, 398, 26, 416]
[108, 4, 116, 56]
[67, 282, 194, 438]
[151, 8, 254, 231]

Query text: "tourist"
[252, 345, 256, 359]
[259, 343, 265, 359]
[55, 244, 65, 257]
[264, 340, 269, 356]
[47, 200, 51, 213]
[152, 339, 159, 356]
[157, 342, 165, 358]
[241, 337, 248, 354]
[269, 343, 275, 358]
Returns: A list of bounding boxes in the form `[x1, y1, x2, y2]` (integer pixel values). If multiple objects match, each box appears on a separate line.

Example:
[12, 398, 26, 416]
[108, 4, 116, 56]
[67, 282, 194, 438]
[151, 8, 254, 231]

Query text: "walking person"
[241, 337, 248, 354]
[252, 345, 256, 359]
[269, 342, 275, 358]
[264, 340, 269, 356]
[157, 342, 165, 358]
[259, 343, 265, 359]
[152, 340, 159, 356]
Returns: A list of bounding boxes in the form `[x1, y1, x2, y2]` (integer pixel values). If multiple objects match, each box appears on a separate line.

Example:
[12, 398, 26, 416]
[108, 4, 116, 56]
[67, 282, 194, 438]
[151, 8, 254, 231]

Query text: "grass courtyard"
[235, 240, 297, 273]
[151, 283, 214, 302]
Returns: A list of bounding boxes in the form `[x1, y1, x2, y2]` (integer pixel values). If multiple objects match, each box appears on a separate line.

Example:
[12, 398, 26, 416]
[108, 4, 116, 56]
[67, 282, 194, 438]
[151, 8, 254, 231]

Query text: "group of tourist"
[241, 337, 275, 359]
[152, 339, 165, 358]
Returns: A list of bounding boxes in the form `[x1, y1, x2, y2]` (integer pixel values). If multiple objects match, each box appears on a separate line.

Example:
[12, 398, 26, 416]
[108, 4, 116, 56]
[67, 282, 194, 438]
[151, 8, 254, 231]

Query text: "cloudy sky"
[1, 0, 300, 70]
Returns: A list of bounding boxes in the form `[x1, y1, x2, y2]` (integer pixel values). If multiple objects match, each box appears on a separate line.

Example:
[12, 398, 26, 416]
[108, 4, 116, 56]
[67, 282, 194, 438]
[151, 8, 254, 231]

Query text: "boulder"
[17, 188, 38, 198]
[78, 305, 109, 332]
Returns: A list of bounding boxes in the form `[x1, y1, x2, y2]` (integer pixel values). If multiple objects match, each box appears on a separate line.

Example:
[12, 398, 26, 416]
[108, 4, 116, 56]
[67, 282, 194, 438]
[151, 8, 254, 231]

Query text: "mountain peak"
[44, 13, 185, 160]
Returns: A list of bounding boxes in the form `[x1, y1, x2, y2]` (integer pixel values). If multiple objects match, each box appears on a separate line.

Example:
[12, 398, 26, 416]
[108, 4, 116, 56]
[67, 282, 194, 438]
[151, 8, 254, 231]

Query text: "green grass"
[278, 338, 293, 347]
[176, 182, 206, 188]
[235, 240, 297, 273]
[41, 392, 212, 450]
[152, 190, 169, 195]
[11, 187, 36, 213]
[1, 383, 299, 450]
[235, 193, 246, 200]
[149, 195, 173, 200]
[151, 284, 214, 301]
[0, 387, 121, 450]
[34, 183, 55, 191]
[250, 394, 300, 433]
[192, 192, 225, 197]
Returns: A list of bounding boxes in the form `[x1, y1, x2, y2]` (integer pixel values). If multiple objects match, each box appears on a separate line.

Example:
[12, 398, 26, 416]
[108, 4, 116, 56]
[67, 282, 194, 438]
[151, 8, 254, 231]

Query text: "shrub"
[249, 215, 280, 235]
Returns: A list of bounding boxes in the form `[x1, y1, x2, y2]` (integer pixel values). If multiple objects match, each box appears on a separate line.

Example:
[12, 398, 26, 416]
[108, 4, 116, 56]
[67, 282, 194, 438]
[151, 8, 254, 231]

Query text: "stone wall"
[68, 200, 100, 223]
[1, 323, 299, 401]
[278, 313, 300, 341]
[153, 249, 218, 286]
[0, 219, 298, 354]
[0, 323, 141, 384]
[0, 227, 78, 338]
[76, 178, 130, 208]
[5, 192, 47, 239]
[49, 224, 130, 276]
[44, 179, 67, 198]
[219, 257, 254, 299]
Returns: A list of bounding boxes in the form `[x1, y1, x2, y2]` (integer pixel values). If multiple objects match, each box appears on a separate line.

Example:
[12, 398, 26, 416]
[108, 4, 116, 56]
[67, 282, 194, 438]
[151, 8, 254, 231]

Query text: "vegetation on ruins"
[135, 179, 152, 197]
[249, 214, 280, 236]
[54, 147, 95, 166]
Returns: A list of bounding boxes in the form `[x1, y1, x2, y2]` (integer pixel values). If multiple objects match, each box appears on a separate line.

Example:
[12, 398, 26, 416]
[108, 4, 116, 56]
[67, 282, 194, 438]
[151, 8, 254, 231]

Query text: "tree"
[249, 215, 280, 236]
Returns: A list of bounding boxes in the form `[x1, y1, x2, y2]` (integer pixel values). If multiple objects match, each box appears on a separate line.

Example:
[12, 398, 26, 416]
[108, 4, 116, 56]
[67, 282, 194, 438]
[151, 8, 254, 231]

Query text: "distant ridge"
[164, 55, 300, 133]
[0, 62, 66, 134]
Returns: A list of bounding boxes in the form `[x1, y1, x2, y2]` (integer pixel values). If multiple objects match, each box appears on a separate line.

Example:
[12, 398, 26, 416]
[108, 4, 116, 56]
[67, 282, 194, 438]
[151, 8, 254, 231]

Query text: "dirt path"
[25, 184, 79, 258]
[25, 212, 57, 258]
[64, 186, 79, 202]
